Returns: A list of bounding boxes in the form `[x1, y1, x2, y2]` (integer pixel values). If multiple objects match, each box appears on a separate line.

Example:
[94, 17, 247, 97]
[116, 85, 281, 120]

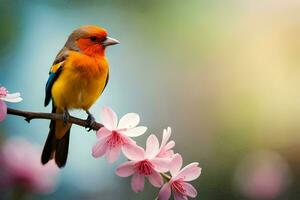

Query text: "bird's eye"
[89, 36, 97, 42]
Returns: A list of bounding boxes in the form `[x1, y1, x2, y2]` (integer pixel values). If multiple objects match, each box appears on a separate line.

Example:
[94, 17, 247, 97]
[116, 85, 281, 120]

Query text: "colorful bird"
[42, 25, 119, 168]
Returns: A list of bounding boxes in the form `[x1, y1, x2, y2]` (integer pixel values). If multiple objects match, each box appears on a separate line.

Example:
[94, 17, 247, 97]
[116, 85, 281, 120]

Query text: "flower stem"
[160, 172, 171, 182]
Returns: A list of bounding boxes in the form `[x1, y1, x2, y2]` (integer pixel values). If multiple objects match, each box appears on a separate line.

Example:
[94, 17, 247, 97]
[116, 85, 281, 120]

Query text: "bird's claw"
[62, 110, 70, 125]
[86, 111, 96, 132]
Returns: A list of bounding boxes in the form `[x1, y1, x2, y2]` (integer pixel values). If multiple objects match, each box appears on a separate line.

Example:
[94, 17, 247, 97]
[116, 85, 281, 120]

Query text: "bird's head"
[65, 25, 119, 57]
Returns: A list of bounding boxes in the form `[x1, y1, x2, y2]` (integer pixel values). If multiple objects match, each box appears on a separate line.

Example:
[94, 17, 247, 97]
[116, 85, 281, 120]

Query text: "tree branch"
[7, 108, 103, 131]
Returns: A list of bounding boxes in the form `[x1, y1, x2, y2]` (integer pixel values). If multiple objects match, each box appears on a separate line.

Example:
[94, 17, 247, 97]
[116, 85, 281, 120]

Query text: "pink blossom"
[0, 86, 22, 122]
[234, 150, 291, 199]
[157, 127, 175, 160]
[116, 134, 170, 192]
[0, 138, 59, 193]
[158, 154, 201, 200]
[0, 86, 8, 97]
[92, 107, 147, 163]
[0, 99, 6, 122]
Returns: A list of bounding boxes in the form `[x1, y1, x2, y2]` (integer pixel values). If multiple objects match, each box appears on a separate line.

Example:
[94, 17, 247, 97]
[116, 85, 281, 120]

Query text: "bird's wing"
[101, 72, 109, 94]
[44, 61, 64, 107]
[44, 48, 69, 107]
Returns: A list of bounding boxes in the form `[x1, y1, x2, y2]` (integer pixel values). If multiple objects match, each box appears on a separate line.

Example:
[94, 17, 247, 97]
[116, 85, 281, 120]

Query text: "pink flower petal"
[168, 150, 175, 157]
[125, 136, 138, 146]
[122, 143, 145, 161]
[92, 137, 108, 158]
[161, 127, 171, 147]
[148, 171, 163, 187]
[101, 107, 118, 130]
[5, 92, 20, 98]
[182, 182, 198, 198]
[164, 141, 175, 150]
[151, 158, 170, 173]
[106, 146, 121, 163]
[170, 154, 183, 177]
[145, 134, 160, 159]
[131, 174, 145, 193]
[118, 113, 140, 129]
[116, 161, 135, 177]
[96, 127, 112, 138]
[0, 100, 7, 121]
[174, 192, 188, 200]
[158, 183, 171, 200]
[2, 93, 22, 103]
[158, 149, 175, 160]
[121, 126, 147, 137]
[177, 163, 201, 182]
[0, 87, 8, 97]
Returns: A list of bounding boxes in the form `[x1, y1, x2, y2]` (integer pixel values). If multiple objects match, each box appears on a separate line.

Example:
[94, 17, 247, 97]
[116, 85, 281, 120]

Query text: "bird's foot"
[86, 110, 96, 132]
[62, 109, 70, 125]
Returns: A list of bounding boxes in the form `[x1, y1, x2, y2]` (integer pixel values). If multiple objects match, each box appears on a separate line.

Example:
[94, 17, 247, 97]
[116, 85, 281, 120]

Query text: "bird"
[41, 25, 119, 168]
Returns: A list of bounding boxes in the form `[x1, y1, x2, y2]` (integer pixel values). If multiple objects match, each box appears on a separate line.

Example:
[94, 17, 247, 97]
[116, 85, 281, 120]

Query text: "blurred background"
[0, 0, 300, 199]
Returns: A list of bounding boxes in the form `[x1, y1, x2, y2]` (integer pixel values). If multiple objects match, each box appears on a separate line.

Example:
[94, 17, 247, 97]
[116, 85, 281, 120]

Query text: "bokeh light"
[234, 150, 291, 199]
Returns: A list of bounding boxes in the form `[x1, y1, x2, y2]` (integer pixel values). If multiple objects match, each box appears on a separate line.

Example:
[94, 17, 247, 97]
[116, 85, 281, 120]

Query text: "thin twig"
[7, 108, 103, 131]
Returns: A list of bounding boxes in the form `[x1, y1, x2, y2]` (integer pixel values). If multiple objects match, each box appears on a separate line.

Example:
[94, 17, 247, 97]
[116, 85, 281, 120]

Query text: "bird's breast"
[51, 52, 109, 110]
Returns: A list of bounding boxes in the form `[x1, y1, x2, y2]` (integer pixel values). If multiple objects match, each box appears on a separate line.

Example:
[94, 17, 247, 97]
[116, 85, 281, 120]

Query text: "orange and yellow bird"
[42, 25, 119, 168]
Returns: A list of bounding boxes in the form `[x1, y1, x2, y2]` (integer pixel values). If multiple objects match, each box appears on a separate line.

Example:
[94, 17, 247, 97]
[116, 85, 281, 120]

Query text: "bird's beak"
[102, 37, 120, 47]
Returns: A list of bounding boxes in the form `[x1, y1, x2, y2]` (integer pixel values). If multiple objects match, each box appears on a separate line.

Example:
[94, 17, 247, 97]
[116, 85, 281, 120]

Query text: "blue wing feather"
[44, 67, 63, 107]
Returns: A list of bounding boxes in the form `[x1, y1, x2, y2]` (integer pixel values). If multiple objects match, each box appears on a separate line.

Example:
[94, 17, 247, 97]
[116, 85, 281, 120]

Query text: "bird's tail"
[41, 104, 71, 168]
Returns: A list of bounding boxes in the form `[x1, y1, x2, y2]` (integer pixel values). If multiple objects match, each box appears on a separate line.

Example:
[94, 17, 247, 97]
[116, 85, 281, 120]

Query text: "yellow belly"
[51, 52, 108, 110]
